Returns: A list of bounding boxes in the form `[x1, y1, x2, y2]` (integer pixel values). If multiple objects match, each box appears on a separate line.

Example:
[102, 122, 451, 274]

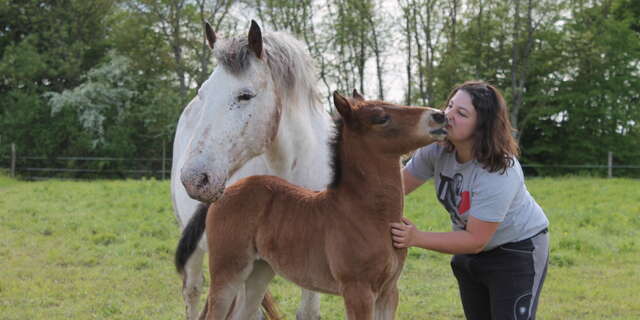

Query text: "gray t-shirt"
[405, 144, 549, 251]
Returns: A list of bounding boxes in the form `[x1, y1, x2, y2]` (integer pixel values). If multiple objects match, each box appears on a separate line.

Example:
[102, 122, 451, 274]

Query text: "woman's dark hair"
[442, 80, 520, 173]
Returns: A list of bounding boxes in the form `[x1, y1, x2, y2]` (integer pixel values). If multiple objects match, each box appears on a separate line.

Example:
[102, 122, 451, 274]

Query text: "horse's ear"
[204, 21, 216, 50]
[248, 20, 263, 59]
[333, 91, 352, 119]
[352, 89, 364, 101]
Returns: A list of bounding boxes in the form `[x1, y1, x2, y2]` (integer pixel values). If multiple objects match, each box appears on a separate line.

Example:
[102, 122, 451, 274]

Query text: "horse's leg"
[374, 285, 399, 320]
[342, 283, 375, 320]
[232, 260, 276, 320]
[296, 289, 321, 320]
[183, 247, 206, 320]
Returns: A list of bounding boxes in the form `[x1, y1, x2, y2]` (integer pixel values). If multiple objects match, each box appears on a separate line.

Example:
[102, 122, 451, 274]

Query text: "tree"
[522, 0, 640, 175]
[47, 53, 137, 149]
[327, 0, 384, 98]
[194, 0, 236, 87]
[247, 0, 335, 98]
[0, 0, 117, 157]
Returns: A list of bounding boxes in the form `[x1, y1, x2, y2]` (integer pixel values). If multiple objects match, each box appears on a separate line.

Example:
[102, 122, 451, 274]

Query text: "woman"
[391, 81, 549, 320]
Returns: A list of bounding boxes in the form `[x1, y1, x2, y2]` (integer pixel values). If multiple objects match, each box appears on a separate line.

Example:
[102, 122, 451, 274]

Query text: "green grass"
[1, 175, 639, 319]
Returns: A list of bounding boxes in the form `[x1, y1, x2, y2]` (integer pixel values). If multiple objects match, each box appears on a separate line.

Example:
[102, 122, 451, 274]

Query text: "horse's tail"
[175, 202, 208, 274]
[261, 291, 283, 320]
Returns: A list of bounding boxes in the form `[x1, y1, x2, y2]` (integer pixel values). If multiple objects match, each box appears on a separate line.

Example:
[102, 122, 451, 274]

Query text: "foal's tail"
[175, 202, 208, 274]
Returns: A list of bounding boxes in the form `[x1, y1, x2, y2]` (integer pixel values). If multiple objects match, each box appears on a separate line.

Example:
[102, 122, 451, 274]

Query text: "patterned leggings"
[451, 231, 549, 320]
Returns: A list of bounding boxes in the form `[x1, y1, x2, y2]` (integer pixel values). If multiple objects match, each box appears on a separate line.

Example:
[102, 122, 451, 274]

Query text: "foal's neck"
[332, 131, 405, 220]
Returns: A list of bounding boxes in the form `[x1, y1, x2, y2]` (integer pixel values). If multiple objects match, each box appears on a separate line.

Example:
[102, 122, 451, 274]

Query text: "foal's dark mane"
[328, 118, 344, 189]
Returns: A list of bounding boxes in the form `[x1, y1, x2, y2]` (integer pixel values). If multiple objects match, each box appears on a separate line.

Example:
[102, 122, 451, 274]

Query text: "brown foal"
[201, 91, 447, 320]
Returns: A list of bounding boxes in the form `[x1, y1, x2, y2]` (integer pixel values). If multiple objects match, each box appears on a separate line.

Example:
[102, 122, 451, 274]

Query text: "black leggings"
[451, 231, 549, 320]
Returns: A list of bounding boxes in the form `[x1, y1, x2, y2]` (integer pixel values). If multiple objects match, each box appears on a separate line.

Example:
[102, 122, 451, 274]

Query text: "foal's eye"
[237, 92, 256, 101]
[371, 114, 391, 125]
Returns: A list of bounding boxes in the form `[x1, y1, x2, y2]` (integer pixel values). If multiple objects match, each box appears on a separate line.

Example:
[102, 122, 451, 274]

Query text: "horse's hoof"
[296, 313, 320, 320]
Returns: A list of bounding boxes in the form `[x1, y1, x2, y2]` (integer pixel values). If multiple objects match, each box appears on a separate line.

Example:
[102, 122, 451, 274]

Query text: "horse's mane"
[213, 32, 323, 111]
[328, 118, 343, 189]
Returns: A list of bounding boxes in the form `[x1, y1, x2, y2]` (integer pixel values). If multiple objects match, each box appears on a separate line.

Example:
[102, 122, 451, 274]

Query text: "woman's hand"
[390, 217, 418, 248]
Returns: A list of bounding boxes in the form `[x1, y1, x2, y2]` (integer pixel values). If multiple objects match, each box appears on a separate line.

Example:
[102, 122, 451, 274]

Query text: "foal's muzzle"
[432, 111, 446, 124]
[429, 111, 448, 136]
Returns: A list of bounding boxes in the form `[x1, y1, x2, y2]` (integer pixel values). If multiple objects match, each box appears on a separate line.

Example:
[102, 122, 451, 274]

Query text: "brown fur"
[201, 92, 446, 319]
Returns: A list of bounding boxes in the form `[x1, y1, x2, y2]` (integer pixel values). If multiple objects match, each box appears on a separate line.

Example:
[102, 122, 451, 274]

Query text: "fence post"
[608, 151, 613, 178]
[162, 138, 166, 180]
[11, 143, 16, 178]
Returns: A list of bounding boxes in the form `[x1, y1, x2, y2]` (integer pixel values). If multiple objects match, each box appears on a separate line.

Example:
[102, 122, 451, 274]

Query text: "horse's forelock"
[213, 32, 322, 110]
[214, 38, 251, 74]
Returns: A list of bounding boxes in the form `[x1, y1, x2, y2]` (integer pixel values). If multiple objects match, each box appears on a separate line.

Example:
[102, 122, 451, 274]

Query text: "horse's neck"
[334, 135, 405, 220]
[264, 95, 333, 190]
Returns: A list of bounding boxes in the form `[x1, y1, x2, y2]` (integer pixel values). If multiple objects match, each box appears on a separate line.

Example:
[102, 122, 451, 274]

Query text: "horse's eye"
[371, 114, 390, 125]
[237, 92, 256, 101]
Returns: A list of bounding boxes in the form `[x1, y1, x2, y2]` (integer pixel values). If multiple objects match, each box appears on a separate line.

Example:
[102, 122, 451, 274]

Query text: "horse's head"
[181, 21, 282, 203]
[333, 90, 447, 155]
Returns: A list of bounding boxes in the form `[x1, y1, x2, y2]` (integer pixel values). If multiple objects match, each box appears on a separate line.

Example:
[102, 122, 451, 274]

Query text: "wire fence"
[1, 143, 639, 180]
[0, 143, 170, 180]
[0, 155, 170, 180]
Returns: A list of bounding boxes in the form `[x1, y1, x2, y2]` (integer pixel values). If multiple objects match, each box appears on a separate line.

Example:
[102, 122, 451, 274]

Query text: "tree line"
[1, 0, 639, 177]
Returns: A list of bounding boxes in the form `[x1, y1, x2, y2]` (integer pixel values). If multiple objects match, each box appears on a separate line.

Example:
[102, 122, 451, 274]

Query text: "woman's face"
[445, 90, 477, 144]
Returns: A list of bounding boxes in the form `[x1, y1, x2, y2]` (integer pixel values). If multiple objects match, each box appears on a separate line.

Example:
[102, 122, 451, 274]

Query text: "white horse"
[172, 21, 332, 320]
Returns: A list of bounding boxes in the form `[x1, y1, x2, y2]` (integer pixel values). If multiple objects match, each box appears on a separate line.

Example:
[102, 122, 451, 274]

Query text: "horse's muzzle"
[181, 167, 225, 203]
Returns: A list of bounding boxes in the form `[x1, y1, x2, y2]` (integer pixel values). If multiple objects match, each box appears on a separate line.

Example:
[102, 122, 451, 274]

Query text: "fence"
[1, 144, 639, 180]
[1, 143, 170, 180]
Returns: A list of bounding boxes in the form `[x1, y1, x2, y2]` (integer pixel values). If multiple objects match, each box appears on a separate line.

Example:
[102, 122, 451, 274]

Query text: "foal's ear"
[352, 89, 364, 101]
[248, 20, 263, 59]
[204, 21, 216, 50]
[333, 91, 352, 119]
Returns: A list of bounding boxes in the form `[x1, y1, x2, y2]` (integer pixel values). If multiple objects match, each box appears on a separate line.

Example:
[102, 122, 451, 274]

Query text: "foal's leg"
[183, 247, 206, 320]
[204, 260, 255, 320]
[296, 289, 321, 320]
[232, 260, 276, 320]
[342, 283, 375, 320]
[374, 286, 399, 320]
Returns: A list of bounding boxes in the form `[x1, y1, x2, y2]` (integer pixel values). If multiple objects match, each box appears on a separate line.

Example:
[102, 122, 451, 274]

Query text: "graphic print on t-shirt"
[437, 173, 470, 229]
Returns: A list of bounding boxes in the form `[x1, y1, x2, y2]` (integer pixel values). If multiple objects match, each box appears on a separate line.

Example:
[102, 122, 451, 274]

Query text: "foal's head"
[333, 91, 447, 155]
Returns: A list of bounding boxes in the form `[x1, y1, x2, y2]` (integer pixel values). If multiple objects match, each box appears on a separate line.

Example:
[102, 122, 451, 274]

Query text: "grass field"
[1, 174, 639, 319]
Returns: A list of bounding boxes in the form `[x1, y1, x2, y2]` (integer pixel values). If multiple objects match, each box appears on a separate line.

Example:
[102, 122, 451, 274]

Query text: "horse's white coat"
[171, 30, 332, 320]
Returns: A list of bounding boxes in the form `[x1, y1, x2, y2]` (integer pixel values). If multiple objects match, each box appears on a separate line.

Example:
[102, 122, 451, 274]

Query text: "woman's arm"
[403, 168, 425, 195]
[390, 216, 499, 254]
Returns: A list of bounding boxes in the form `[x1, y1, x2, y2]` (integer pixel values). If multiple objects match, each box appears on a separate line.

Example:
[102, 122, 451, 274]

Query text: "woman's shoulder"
[415, 142, 448, 158]
[474, 156, 523, 182]
[468, 158, 526, 201]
